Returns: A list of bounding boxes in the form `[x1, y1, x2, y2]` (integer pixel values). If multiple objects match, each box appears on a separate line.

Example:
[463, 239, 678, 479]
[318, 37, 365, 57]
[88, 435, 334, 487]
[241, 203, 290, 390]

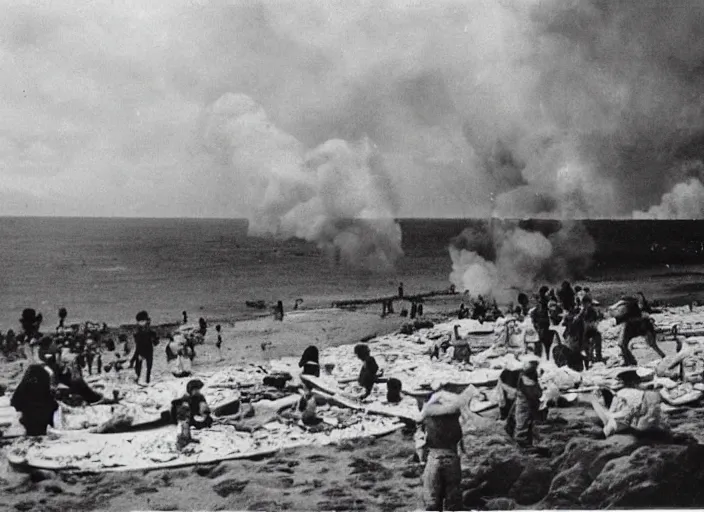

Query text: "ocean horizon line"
[0, 214, 702, 222]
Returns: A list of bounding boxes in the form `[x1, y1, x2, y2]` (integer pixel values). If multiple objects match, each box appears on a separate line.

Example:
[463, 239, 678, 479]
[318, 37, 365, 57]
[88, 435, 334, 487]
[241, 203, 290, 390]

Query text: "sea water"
[0, 217, 450, 329]
[2, 216, 704, 330]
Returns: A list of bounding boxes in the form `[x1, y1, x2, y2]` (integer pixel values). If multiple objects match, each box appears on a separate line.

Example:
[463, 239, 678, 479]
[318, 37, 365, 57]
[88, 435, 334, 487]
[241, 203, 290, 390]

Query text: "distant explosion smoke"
[186, 0, 703, 282]
[203, 93, 402, 272]
[633, 178, 704, 219]
[449, 221, 594, 300]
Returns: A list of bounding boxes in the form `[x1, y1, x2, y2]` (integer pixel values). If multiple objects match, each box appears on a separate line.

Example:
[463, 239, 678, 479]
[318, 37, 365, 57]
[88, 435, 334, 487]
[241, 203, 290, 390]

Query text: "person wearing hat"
[170, 378, 213, 429]
[587, 369, 669, 438]
[418, 382, 471, 511]
[133, 311, 159, 385]
[505, 356, 543, 448]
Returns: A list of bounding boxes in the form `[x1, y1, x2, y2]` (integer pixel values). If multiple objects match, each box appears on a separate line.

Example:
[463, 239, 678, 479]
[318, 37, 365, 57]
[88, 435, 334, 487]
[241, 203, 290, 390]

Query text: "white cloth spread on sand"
[604, 388, 669, 437]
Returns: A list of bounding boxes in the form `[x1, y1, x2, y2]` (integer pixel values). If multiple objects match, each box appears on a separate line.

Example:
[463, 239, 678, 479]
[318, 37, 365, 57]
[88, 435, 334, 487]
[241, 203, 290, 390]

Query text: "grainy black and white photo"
[2, 0, 704, 510]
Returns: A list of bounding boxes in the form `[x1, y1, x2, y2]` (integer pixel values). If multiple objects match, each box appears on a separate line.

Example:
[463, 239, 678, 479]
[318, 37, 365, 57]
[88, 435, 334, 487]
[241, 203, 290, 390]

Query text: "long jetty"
[332, 289, 458, 308]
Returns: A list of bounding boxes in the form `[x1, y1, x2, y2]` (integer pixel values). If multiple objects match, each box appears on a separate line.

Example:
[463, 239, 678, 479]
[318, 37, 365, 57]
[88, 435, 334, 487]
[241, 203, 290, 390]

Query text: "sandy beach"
[0, 303, 425, 511]
[3, 288, 704, 511]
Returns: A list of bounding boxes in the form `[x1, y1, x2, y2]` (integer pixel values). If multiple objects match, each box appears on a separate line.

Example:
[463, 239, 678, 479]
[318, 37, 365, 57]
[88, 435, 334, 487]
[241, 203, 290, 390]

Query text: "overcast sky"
[2, 0, 704, 219]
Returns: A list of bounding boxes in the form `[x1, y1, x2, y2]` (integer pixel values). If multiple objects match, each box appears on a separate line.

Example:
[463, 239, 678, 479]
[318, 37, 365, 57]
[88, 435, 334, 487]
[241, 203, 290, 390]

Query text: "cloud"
[0, 0, 703, 221]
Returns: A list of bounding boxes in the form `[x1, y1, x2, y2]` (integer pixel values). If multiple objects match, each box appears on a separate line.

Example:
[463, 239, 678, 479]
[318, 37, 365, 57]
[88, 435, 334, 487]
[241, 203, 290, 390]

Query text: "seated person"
[170, 379, 212, 429]
[11, 363, 59, 436]
[450, 325, 471, 364]
[298, 387, 323, 426]
[587, 369, 669, 438]
[354, 343, 380, 400]
[166, 334, 192, 378]
[387, 378, 403, 403]
[299, 345, 321, 377]
[38, 336, 105, 404]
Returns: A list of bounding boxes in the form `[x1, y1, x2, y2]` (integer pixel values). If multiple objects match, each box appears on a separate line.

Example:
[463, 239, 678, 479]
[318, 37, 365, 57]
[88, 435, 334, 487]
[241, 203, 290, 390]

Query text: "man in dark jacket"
[506, 358, 543, 447]
[530, 295, 553, 360]
[133, 311, 159, 385]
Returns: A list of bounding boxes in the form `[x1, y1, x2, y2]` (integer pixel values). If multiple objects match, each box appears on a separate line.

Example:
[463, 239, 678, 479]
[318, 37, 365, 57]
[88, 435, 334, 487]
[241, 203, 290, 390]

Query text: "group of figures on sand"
[420, 282, 704, 510]
[6, 283, 704, 512]
[7, 307, 220, 436]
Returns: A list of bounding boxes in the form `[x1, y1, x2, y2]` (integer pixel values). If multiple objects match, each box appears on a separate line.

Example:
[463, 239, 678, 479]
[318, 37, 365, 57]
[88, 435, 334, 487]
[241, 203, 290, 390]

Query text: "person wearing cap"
[133, 311, 159, 385]
[170, 379, 213, 429]
[418, 383, 468, 511]
[505, 357, 543, 448]
[587, 369, 669, 438]
[656, 336, 704, 382]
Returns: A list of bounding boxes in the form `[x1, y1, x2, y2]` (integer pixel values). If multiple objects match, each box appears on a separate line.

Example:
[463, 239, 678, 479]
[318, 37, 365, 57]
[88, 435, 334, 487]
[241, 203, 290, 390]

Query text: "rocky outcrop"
[580, 443, 704, 508]
[460, 415, 704, 510]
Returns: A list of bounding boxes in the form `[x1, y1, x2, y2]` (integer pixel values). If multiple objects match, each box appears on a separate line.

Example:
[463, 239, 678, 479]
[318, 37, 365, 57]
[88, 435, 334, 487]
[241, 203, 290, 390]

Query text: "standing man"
[134, 311, 159, 385]
[398, 282, 404, 299]
[505, 357, 543, 448]
[530, 295, 552, 359]
[580, 296, 602, 364]
[419, 384, 468, 511]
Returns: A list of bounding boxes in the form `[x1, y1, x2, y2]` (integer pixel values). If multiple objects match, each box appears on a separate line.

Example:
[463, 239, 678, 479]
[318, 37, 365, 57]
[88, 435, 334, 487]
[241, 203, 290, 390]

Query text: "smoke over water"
[203, 93, 402, 272]
[633, 176, 704, 220]
[449, 221, 595, 300]
[185, 0, 704, 277]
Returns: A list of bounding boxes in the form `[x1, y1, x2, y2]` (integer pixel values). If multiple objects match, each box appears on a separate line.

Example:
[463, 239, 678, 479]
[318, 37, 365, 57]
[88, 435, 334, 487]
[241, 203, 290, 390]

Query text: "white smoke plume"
[449, 221, 594, 300]
[633, 177, 704, 220]
[203, 93, 402, 272]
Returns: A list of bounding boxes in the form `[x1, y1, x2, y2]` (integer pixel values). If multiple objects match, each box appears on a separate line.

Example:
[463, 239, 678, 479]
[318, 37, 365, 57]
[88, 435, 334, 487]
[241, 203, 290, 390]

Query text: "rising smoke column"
[202, 93, 403, 272]
[448, 220, 595, 299]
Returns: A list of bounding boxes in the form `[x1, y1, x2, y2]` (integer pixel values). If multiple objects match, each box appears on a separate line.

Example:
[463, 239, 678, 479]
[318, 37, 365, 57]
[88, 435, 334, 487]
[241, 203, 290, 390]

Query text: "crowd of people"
[3, 281, 702, 512]
[5, 306, 219, 435]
